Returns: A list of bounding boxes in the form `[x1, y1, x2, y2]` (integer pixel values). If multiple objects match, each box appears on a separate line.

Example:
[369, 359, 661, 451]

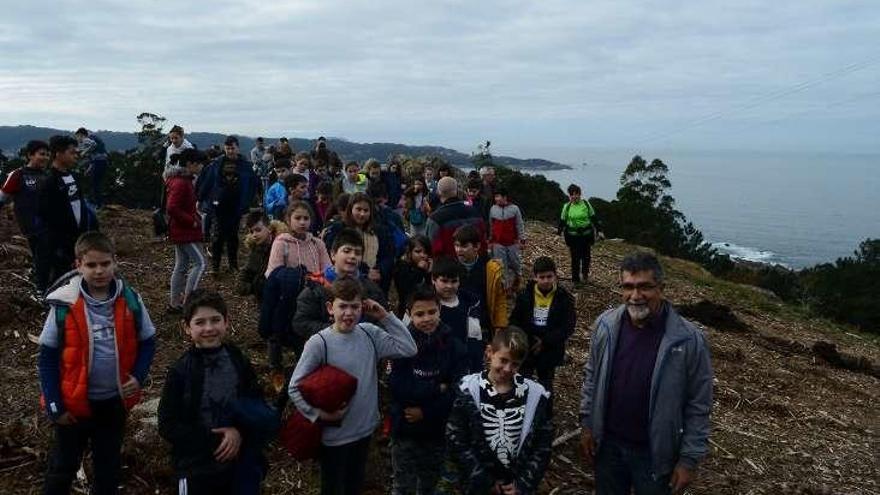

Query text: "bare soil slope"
[0, 209, 877, 494]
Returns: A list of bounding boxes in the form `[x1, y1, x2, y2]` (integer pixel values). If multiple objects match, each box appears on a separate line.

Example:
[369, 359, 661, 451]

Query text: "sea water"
[498, 147, 880, 269]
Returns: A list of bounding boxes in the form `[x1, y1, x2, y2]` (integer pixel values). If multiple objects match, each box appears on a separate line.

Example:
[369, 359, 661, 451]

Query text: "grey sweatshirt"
[289, 314, 417, 446]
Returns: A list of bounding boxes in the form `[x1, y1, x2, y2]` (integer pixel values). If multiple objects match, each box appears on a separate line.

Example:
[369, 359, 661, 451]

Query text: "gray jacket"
[579, 303, 713, 475]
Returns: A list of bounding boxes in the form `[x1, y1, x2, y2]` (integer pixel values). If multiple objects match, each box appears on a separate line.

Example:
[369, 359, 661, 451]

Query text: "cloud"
[0, 0, 877, 152]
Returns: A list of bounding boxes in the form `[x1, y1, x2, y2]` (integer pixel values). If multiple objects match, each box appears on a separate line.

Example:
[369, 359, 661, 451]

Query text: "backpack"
[258, 243, 308, 344]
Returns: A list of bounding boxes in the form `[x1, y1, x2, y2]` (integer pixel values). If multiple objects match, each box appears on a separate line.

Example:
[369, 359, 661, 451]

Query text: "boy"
[452, 225, 508, 333]
[159, 290, 276, 494]
[236, 211, 287, 304]
[389, 285, 467, 494]
[489, 187, 525, 292]
[264, 158, 292, 220]
[463, 178, 483, 211]
[1, 140, 51, 292]
[431, 257, 483, 373]
[38, 231, 156, 494]
[289, 278, 417, 495]
[292, 227, 388, 342]
[197, 135, 257, 273]
[40, 135, 95, 287]
[292, 151, 320, 199]
[313, 181, 333, 226]
[423, 166, 437, 195]
[509, 256, 576, 413]
[438, 327, 553, 495]
[334, 161, 368, 196]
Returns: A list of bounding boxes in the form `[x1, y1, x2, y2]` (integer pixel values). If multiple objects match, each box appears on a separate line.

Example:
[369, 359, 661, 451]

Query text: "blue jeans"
[595, 437, 671, 495]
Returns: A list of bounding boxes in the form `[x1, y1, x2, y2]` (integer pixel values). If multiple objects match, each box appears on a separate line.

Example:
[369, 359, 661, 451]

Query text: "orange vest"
[44, 292, 142, 418]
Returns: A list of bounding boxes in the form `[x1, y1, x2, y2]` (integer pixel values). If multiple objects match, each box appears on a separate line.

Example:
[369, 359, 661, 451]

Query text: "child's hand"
[417, 258, 431, 271]
[55, 412, 77, 426]
[368, 267, 382, 282]
[362, 299, 388, 320]
[121, 375, 140, 398]
[212, 426, 242, 462]
[403, 407, 424, 423]
[318, 403, 348, 423]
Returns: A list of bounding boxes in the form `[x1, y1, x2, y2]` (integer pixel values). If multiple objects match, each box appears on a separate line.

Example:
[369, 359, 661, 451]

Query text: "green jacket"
[558, 200, 597, 236]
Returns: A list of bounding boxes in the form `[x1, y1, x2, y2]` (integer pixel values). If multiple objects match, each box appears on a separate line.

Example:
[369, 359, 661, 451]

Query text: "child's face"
[409, 244, 429, 265]
[534, 271, 557, 292]
[275, 167, 290, 181]
[224, 143, 239, 159]
[423, 168, 433, 181]
[288, 207, 311, 235]
[76, 250, 117, 293]
[326, 297, 362, 332]
[28, 148, 50, 169]
[249, 221, 271, 244]
[186, 161, 204, 175]
[295, 158, 310, 171]
[185, 306, 228, 348]
[345, 165, 359, 181]
[466, 188, 479, 198]
[409, 299, 440, 334]
[317, 192, 330, 204]
[367, 167, 380, 180]
[494, 194, 508, 207]
[55, 145, 78, 169]
[413, 181, 424, 192]
[486, 345, 522, 386]
[454, 241, 479, 263]
[169, 132, 183, 147]
[289, 182, 307, 200]
[432, 276, 460, 301]
[331, 244, 364, 276]
[350, 201, 371, 227]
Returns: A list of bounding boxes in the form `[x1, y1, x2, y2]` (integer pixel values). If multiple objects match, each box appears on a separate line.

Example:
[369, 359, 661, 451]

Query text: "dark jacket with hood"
[389, 322, 467, 440]
[509, 281, 576, 368]
[196, 154, 257, 218]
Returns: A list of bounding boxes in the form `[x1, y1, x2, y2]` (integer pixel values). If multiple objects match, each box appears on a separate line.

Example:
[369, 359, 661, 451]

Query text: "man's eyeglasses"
[619, 282, 659, 292]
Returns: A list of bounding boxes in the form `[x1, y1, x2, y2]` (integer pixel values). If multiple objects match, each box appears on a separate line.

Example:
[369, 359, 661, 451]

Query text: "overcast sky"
[1, 0, 877, 157]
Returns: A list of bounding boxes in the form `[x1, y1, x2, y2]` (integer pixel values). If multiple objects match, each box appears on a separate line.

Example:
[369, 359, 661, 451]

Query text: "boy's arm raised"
[365, 307, 416, 359]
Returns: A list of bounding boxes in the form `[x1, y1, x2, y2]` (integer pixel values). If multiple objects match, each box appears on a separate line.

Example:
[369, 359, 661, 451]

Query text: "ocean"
[497, 147, 880, 269]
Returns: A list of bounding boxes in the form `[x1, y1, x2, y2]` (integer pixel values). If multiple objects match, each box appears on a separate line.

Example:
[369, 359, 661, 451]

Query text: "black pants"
[521, 361, 557, 416]
[44, 397, 126, 495]
[566, 234, 593, 282]
[28, 234, 52, 293]
[319, 435, 371, 495]
[212, 214, 241, 271]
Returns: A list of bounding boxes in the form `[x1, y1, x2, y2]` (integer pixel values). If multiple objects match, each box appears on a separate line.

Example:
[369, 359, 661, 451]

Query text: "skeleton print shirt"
[478, 371, 528, 467]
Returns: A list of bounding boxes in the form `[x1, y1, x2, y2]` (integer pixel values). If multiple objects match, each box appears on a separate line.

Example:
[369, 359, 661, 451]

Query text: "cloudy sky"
[1, 0, 877, 156]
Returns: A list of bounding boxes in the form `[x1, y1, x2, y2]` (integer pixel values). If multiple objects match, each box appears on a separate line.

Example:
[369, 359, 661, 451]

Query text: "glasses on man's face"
[619, 282, 659, 292]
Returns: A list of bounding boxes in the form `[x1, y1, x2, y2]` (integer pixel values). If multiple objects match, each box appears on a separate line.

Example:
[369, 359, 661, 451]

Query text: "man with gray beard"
[578, 252, 713, 495]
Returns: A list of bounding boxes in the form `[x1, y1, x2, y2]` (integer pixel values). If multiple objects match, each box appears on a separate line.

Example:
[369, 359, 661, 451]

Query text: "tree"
[470, 140, 494, 170]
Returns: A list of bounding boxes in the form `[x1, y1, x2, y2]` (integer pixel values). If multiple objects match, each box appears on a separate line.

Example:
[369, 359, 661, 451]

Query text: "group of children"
[8, 130, 586, 495]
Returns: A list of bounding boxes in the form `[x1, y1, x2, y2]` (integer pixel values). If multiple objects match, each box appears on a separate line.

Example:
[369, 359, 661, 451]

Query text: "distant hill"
[0, 125, 570, 170]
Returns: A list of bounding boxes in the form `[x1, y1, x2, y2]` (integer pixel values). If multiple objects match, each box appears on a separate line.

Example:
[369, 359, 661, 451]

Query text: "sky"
[1, 0, 878, 158]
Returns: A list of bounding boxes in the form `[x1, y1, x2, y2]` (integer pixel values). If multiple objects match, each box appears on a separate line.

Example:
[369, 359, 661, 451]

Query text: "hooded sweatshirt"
[264, 232, 331, 277]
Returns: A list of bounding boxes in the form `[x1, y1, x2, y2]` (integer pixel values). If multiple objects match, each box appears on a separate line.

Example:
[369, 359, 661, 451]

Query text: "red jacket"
[165, 168, 202, 244]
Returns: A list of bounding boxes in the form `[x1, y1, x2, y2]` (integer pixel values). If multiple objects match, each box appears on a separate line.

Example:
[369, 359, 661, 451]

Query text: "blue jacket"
[389, 322, 467, 440]
[264, 181, 287, 219]
[197, 155, 257, 217]
[579, 303, 713, 475]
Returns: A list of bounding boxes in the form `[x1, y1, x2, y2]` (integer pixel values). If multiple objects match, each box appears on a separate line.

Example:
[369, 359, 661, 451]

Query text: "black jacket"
[389, 322, 467, 440]
[158, 344, 265, 477]
[509, 282, 576, 368]
[39, 166, 91, 254]
[392, 260, 430, 316]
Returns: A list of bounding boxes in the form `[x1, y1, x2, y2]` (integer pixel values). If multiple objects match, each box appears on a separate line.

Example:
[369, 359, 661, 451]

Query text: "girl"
[438, 327, 553, 495]
[165, 149, 207, 312]
[322, 193, 394, 289]
[404, 178, 431, 236]
[392, 235, 432, 317]
[265, 201, 331, 277]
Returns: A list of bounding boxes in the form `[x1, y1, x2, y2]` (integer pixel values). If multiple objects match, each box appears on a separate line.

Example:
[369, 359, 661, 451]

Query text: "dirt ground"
[0, 208, 877, 494]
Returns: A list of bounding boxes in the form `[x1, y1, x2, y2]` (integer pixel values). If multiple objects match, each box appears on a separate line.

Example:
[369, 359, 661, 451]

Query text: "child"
[1, 139, 51, 292]
[509, 256, 576, 413]
[292, 151, 320, 199]
[392, 235, 432, 317]
[423, 166, 437, 196]
[236, 211, 289, 303]
[38, 231, 156, 494]
[40, 135, 94, 286]
[322, 192, 395, 292]
[463, 178, 483, 212]
[333, 161, 368, 196]
[453, 225, 508, 334]
[292, 227, 388, 341]
[438, 327, 553, 495]
[489, 187, 525, 292]
[431, 257, 483, 373]
[165, 148, 208, 312]
[264, 201, 331, 277]
[389, 285, 467, 495]
[313, 181, 333, 225]
[159, 290, 276, 494]
[288, 277, 417, 495]
[403, 178, 432, 236]
[74, 127, 108, 208]
[264, 158, 292, 220]
[284, 172, 321, 234]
